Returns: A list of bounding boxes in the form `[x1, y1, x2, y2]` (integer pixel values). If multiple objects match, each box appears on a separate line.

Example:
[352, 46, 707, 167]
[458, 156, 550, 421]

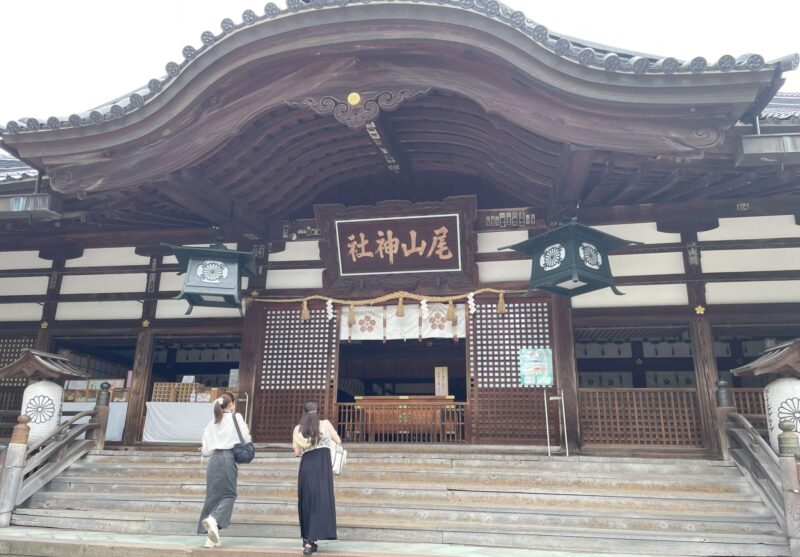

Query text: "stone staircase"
[6, 446, 790, 556]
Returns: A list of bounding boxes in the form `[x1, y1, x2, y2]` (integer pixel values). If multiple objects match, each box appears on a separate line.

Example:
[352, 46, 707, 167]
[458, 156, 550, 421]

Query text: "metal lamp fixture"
[500, 219, 640, 297]
[165, 242, 257, 315]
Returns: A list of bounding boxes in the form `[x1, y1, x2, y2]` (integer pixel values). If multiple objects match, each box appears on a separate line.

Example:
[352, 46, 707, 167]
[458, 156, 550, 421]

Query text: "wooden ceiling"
[3, 87, 798, 238]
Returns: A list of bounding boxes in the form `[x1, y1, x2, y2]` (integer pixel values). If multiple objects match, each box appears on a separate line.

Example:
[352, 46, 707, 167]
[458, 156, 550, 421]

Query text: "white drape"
[340, 303, 466, 341]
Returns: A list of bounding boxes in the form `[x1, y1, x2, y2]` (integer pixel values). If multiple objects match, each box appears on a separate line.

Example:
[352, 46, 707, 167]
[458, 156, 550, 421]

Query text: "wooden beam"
[692, 171, 757, 200]
[576, 194, 800, 226]
[632, 169, 684, 203]
[580, 159, 614, 205]
[600, 167, 646, 205]
[554, 144, 595, 204]
[661, 172, 723, 202]
[163, 170, 265, 239]
[0, 227, 220, 251]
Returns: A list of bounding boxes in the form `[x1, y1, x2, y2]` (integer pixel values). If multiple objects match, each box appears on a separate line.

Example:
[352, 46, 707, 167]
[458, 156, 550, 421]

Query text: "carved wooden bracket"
[287, 87, 431, 129]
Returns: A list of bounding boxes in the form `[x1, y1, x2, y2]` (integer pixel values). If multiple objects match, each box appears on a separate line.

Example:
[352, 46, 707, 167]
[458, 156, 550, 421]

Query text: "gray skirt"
[197, 449, 238, 534]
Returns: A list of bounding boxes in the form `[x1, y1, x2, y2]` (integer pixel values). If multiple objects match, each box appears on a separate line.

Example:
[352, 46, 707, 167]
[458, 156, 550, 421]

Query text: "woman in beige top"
[292, 401, 341, 554]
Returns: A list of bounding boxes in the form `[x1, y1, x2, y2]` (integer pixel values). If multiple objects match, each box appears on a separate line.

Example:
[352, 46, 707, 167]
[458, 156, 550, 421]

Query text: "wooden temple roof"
[0, 349, 89, 381]
[0, 0, 798, 240]
[731, 338, 800, 377]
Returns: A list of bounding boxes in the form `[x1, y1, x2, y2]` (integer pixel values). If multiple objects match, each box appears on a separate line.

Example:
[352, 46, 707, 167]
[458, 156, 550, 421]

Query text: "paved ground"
[0, 526, 665, 557]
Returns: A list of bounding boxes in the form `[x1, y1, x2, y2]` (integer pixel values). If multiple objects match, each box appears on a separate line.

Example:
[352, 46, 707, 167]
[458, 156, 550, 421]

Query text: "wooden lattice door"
[467, 299, 560, 444]
[252, 306, 339, 442]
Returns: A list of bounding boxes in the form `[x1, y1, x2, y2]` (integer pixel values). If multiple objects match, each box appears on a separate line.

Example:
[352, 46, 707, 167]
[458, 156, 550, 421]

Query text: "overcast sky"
[1, 0, 798, 123]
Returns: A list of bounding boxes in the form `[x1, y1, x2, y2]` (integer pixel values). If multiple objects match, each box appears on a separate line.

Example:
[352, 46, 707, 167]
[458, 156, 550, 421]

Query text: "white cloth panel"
[0, 276, 49, 295]
[571, 284, 688, 308]
[477, 231, 529, 253]
[592, 223, 680, 245]
[340, 303, 466, 341]
[705, 281, 800, 304]
[701, 248, 800, 273]
[1, 251, 50, 269]
[266, 269, 323, 290]
[268, 241, 321, 261]
[155, 300, 243, 319]
[608, 252, 685, 276]
[0, 303, 43, 321]
[61, 402, 128, 442]
[65, 247, 150, 268]
[698, 215, 800, 241]
[56, 301, 143, 320]
[477, 260, 531, 283]
[60, 273, 147, 294]
[143, 402, 215, 443]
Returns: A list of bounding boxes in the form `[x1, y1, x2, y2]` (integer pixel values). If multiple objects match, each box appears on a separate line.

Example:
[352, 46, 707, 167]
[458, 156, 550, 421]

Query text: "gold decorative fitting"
[39, 321, 49, 329]
[142, 319, 150, 328]
[347, 91, 361, 107]
[694, 305, 706, 315]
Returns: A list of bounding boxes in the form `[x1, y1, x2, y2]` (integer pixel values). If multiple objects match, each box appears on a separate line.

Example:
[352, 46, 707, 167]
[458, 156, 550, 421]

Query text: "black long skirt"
[298, 447, 337, 541]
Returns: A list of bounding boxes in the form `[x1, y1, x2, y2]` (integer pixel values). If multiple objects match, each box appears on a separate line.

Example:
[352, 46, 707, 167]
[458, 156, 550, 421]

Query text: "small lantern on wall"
[165, 242, 257, 315]
[500, 220, 640, 297]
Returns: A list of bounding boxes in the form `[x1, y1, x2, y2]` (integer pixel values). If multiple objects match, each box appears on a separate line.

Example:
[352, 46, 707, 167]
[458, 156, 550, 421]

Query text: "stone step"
[56, 466, 753, 496]
[10, 508, 789, 557]
[25, 491, 783, 535]
[39, 477, 766, 512]
[85, 450, 741, 475]
[0, 526, 689, 557]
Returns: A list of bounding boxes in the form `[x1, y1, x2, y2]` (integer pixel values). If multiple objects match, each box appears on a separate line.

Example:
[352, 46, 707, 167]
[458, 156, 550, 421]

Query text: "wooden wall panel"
[252, 306, 338, 442]
[467, 300, 559, 444]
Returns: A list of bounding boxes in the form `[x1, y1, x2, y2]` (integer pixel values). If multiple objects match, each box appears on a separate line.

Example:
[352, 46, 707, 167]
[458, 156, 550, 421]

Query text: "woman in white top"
[293, 401, 341, 554]
[197, 392, 251, 548]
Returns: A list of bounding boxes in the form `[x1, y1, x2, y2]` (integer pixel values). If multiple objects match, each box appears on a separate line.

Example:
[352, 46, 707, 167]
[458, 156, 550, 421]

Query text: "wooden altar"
[337, 396, 466, 443]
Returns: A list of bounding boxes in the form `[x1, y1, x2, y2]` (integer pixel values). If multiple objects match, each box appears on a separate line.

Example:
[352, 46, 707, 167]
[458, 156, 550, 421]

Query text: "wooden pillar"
[238, 300, 266, 428]
[0, 416, 30, 527]
[690, 314, 721, 453]
[122, 330, 154, 445]
[551, 295, 580, 453]
[681, 231, 720, 453]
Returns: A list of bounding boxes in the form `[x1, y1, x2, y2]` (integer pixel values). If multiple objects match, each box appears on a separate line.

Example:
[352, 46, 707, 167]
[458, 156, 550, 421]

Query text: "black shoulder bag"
[231, 413, 256, 464]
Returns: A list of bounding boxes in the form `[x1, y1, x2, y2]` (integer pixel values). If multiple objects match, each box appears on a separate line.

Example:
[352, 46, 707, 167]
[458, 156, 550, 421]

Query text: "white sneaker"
[203, 537, 216, 548]
[202, 516, 220, 544]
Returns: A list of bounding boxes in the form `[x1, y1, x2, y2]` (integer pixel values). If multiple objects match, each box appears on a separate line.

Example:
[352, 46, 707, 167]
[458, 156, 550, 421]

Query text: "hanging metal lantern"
[165, 242, 257, 315]
[500, 220, 640, 297]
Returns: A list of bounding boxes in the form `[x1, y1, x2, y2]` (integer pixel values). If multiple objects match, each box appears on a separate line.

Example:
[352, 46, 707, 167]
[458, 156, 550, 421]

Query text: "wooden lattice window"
[252, 307, 338, 442]
[467, 300, 559, 444]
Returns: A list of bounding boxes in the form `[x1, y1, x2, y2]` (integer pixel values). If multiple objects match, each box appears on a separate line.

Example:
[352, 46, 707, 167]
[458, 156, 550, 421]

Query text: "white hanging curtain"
[340, 303, 466, 341]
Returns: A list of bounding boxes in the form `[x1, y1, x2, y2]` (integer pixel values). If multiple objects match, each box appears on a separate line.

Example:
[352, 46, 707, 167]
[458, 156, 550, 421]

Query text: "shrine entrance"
[251, 296, 561, 445]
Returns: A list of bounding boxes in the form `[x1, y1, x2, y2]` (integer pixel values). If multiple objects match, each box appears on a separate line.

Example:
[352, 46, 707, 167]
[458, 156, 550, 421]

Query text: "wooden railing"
[579, 388, 703, 447]
[724, 412, 784, 528]
[0, 387, 110, 526]
[337, 402, 467, 443]
[731, 388, 766, 429]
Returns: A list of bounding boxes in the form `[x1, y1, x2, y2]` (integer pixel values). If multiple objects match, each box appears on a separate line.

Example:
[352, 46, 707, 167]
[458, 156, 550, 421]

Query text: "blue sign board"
[518, 348, 554, 387]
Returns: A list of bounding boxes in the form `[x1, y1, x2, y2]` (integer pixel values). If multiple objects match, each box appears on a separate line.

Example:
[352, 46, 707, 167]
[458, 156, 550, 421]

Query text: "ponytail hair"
[213, 392, 235, 424]
[300, 401, 321, 446]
